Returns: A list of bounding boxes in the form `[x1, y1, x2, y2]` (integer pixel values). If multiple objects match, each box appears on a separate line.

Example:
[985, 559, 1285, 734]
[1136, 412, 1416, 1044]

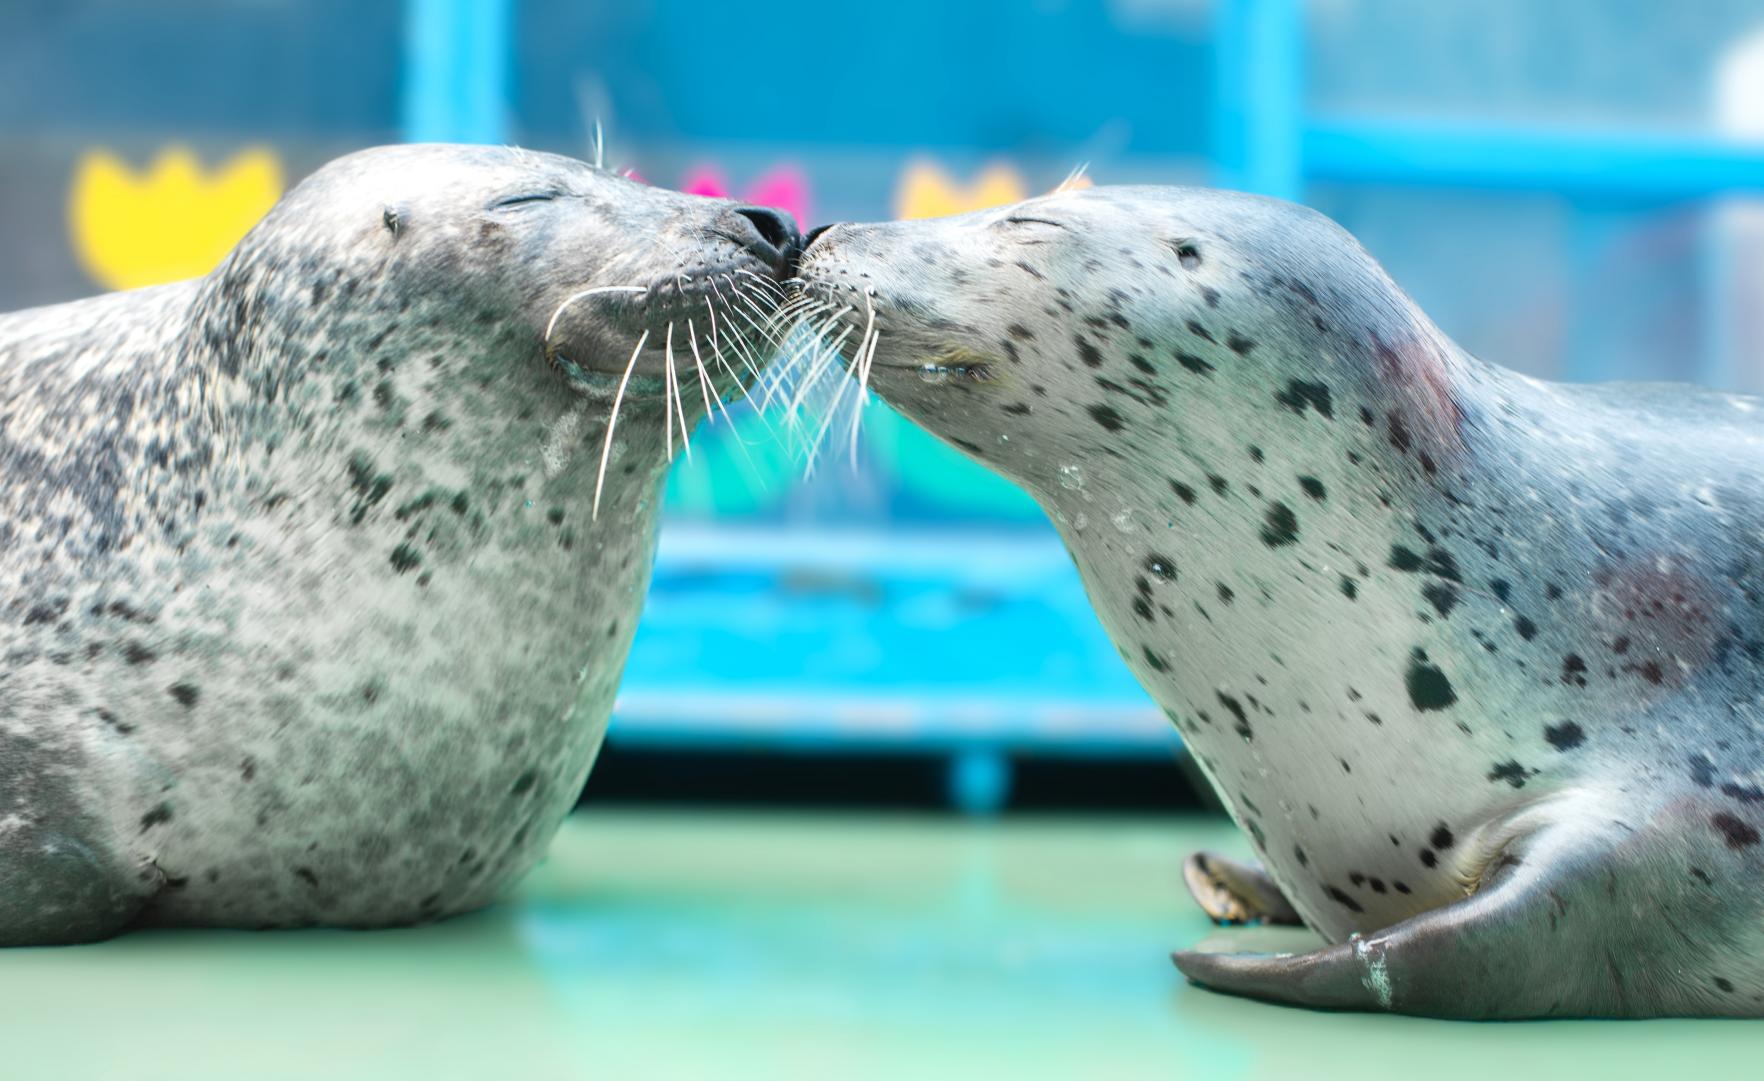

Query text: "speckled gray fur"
[0, 144, 789, 942]
[801, 187, 1764, 1018]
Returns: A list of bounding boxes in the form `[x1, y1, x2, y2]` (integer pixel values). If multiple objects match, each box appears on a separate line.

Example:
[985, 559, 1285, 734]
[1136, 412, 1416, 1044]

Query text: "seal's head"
[207, 143, 798, 412]
[195, 143, 800, 514]
[795, 186, 1457, 503]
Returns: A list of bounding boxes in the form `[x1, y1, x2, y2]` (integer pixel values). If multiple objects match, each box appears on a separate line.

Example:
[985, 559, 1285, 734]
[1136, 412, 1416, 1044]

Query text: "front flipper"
[1174, 809, 1754, 1019]
[1182, 852, 1302, 926]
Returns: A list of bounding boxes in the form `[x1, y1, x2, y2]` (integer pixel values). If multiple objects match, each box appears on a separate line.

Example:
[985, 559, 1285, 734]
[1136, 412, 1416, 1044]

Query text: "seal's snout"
[726, 205, 800, 275]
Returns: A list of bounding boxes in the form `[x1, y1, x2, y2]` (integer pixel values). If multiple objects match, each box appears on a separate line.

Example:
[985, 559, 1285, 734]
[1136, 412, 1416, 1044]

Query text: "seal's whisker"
[1056, 161, 1091, 192]
[789, 301, 864, 422]
[664, 321, 692, 462]
[847, 324, 883, 470]
[686, 317, 725, 426]
[802, 326, 868, 476]
[736, 268, 787, 301]
[545, 284, 648, 345]
[723, 276, 786, 348]
[769, 304, 846, 417]
[705, 278, 770, 384]
[662, 325, 676, 462]
[593, 328, 649, 520]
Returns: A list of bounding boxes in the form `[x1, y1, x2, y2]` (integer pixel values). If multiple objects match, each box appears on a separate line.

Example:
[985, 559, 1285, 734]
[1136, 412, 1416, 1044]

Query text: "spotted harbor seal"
[0, 143, 798, 944]
[795, 188, 1764, 1018]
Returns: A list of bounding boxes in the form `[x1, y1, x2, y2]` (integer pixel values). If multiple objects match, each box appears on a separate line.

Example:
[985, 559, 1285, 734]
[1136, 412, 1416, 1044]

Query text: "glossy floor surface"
[3, 810, 1753, 1080]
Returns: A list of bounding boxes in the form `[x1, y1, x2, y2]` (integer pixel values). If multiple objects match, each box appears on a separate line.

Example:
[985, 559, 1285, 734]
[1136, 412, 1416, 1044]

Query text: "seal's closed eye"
[489, 192, 561, 210]
[999, 215, 1066, 230]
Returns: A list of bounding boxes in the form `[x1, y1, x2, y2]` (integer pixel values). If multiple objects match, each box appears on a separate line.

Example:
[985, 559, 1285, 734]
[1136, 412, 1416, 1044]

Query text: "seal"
[0, 143, 798, 944]
[795, 187, 1764, 1018]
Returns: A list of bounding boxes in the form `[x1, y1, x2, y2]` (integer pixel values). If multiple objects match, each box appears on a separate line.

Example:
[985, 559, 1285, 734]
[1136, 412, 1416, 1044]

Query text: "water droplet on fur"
[1112, 509, 1135, 533]
[1071, 512, 1089, 532]
[1058, 464, 1086, 491]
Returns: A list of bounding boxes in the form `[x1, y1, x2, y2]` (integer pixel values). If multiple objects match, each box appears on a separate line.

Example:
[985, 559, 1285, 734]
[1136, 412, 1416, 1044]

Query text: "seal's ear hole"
[1170, 240, 1202, 270]
[382, 207, 404, 238]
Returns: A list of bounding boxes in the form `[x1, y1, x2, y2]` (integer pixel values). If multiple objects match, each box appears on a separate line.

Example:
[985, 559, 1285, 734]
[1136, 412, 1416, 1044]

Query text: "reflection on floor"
[3, 811, 1750, 1081]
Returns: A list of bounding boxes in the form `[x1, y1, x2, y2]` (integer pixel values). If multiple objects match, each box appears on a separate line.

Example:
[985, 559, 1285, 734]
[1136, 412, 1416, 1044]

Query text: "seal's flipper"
[1182, 851, 1302, 926]
[1173, 810, 1752, 1019]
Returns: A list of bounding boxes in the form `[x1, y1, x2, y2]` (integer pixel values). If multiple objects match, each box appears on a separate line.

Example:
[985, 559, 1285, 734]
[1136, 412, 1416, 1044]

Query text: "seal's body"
[798, 188, 1764, 1017]
[0, 144, 795, 943]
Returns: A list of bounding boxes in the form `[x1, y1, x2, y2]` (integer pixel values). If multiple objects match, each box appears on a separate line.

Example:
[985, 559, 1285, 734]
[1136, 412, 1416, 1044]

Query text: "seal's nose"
[728, 205, 801, 273]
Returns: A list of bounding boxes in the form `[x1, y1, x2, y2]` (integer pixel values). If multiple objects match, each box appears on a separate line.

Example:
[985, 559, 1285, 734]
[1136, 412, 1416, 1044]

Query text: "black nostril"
[732, 206, 800, 254]
[803, 223, 839, 249]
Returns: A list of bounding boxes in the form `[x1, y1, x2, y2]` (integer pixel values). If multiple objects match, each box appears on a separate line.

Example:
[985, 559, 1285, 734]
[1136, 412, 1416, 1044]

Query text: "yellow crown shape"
[69, 146, 284, 291]
[894, 159, 1028, 220]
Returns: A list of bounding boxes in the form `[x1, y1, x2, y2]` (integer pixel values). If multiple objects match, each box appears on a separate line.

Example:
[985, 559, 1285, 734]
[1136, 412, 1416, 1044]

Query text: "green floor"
[3, 811, 1753, 1080]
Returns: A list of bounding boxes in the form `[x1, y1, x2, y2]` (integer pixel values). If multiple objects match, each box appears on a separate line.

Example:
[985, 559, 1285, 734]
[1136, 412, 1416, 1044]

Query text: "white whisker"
[546, 285, 647, 345]
[665, 321, 692, 461]
[592, 329, 649, 520]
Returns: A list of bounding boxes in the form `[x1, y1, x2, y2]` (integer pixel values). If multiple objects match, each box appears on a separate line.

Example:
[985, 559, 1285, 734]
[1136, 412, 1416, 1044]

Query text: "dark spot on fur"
[1226, 333, 1256, 356]
[511, 770, 538, 796]
[1175, 352, 1214, 376]
[1274, 380, 1333, 419]
[1560, 653, 1588, 688]
[1691, 754, 1718, 788]
[1145, 554, 1177, 581]
[1545, 722, 1585, 751]
[1142, 646, 1169, 673]
[1712, 812, 1760, 849]
[1488, 759, 1536, 788]
[1514, 615, 1537, 640]
[1405, 653, 1457, 711]
[295, 867, 320, 888]
[1297, 476, 1326, 501]
[1430, 824, 1455, 850]
[1169, 479, 1197, 504]
[123, 641, 157, 665]
[1088, 404, 1125, 432]
[390, 544, 422, 573]
[1259, 503, 1299, 547]
[1216, 692, 1253, 740]
[1325, 885, 1363, 913]
[168, 683, 200, 708]
[1076, 337, 1103, 368]
[139, 803, 173, 831]
[1421, 582, 1460, 617]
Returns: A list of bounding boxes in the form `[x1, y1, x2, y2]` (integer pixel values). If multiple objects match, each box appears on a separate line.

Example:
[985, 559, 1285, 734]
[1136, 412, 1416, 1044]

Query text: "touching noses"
[728, 205, 801, 274]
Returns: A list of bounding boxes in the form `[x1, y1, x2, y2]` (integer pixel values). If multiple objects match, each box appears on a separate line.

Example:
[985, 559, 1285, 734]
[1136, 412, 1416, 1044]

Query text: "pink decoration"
[678, 163, 809, 228]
